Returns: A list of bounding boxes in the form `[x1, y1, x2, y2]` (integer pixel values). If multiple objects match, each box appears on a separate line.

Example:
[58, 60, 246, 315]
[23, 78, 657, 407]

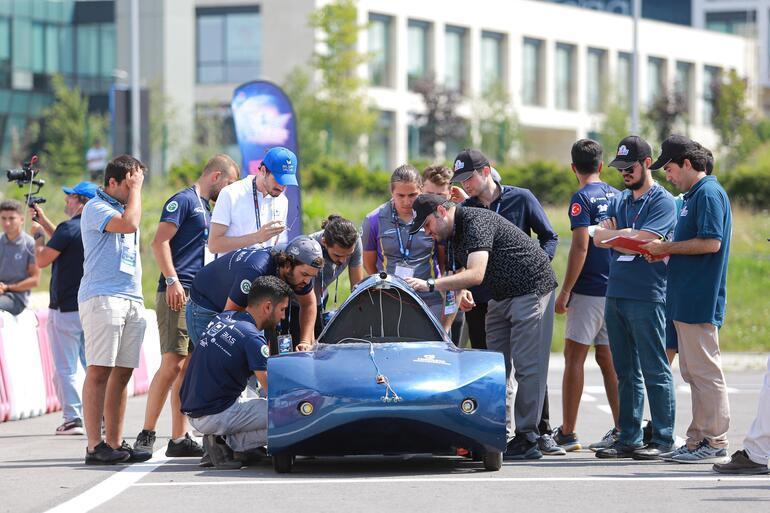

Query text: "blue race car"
[267, 273, 507, 473]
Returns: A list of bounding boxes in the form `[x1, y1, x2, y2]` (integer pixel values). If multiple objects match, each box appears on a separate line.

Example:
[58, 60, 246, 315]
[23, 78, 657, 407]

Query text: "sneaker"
[198, 453, 213, 468]
[713, 450, 770, 475]
[660, 444, 691, 461]
[56, 418, 84, 435]
[166, 433, 204, 457]
[595, 441, 642, 459]
[203, 434, 242, 470]
[671, 439, 729, 464]
[633, 442, 675, 461]
[120, 440, 153, 463]
[134, 429, 156, 453]
[552, 426, 582, 452]
[85, 441, 131, 465]
[504, 435, 543, 460]
[538, 433, 566, 456]
[589, 427, 619, 452]
[234, 446, 268, 466]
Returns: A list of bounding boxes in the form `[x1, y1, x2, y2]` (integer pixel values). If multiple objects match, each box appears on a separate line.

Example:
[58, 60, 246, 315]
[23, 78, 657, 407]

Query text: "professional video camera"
[6, 155, 46, 208]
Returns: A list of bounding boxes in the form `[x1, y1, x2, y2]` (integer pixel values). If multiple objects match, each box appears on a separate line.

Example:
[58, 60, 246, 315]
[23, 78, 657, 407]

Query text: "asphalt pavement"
[1, 355, 768, 513]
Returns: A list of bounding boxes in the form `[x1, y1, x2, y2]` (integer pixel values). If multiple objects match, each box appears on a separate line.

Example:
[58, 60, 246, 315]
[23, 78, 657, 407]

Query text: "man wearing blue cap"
[208, 146, 299, 255]
[30, 180, 98, 436]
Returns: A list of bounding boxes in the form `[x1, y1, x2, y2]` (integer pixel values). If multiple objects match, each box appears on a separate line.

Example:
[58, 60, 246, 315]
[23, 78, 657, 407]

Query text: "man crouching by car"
[179, 276, 293, 469]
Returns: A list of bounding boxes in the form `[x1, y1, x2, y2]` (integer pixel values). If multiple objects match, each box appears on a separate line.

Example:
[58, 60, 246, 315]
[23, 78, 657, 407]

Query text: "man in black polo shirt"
[406, 194, 558, 460]
[30, 181, 97, 435]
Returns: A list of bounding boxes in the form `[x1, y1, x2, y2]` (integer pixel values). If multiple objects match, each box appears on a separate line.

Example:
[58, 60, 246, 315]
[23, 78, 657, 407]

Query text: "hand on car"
[404, 277, 428, 292]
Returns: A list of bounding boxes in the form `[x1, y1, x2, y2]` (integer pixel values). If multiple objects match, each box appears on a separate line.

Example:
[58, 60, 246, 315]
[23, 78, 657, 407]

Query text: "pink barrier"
[132, 346, 150, 396]
[0, 317, 11, 421]
[35, 310, 61, 413]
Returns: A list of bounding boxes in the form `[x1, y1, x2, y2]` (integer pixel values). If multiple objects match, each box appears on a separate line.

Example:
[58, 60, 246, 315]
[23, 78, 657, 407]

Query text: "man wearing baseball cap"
[592, 135, 678, 460]
[641, 136, 734, 464]
[208, 146, 299, 255]
[405, 194, 558, 460]
[29, 181, 98, 435]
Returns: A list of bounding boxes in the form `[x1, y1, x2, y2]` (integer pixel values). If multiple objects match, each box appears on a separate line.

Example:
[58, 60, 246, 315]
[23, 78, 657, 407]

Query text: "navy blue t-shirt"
[189, 248, 313, 312]
[180, 310, 269, 417]
[569, 182, 619, 296]
[157, 187, 211, 292]
[462, 185, 558, 303]
[47, 215, 85, 312]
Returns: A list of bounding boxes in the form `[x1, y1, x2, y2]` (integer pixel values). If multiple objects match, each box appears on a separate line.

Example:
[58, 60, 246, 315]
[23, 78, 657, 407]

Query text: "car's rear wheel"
[483, 451, 502, 471]
[273, 453, 294, 473]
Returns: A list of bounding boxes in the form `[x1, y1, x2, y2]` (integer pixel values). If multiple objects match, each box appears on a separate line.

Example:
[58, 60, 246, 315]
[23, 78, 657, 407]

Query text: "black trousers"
[465, 301, 552, 436]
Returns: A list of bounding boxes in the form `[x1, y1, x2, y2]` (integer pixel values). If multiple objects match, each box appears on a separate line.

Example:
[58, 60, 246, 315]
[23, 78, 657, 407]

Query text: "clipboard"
[601, 236, 669, 261]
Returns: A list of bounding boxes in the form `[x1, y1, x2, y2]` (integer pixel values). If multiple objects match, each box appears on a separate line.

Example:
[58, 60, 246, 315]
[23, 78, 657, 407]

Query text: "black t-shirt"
[450, 207, 558, 301]
[47, 215, 85, 312]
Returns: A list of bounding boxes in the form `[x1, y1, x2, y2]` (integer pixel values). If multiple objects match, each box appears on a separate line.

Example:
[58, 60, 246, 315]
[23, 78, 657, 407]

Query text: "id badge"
[119, 239, 137, 274]
[278, 334, 293, 354]
[204, 244, 215, 265]
[617, 255, 635, 262]
[444, 290, 458, 316]
[394, 264, 415, 279]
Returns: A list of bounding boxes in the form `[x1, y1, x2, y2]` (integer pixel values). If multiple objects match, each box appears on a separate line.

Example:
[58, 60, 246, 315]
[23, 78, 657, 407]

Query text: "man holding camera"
[30, 181, 97, 436]
[0, 199, 40, 316]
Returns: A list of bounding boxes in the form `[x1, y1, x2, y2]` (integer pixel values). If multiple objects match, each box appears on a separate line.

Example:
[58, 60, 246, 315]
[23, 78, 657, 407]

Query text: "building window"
[617, 51, 632, 105]
[408, 20, 430, 89]
[369, 13, 392, 87]
[196, 6, 261, 84]
[369, 110, 393, 171]
[586, 48, 607, 113]
[675, 61, 693, 115]
[445, 25, 467, 93]
[555, 43, 575, 110]
[706, 11, 757, 36]
[522, 37, 543, 106]
[703, 65, 721, 126]
[481, 31, 504, 93]
[647, 56, 665, 105]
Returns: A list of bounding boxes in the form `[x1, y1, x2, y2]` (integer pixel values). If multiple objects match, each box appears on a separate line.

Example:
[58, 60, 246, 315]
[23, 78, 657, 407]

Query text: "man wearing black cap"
[452, 148, 562, 455]
[405, 194, 558, 460]
[591, 135, 677, 460]
[641, 135, 733, 464]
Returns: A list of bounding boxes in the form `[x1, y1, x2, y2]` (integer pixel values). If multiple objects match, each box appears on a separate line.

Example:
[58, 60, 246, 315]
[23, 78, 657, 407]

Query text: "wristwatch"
[165, 276, 178, 286]
[427, 278, 436, 293]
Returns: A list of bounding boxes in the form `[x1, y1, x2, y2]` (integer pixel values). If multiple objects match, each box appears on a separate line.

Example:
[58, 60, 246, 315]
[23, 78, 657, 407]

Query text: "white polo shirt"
[210, 175, 289, 250]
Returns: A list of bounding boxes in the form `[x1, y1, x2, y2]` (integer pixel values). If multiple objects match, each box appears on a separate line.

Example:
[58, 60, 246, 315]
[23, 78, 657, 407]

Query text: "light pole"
[130, 0, 141, 160]
[631, 0, 641, 134]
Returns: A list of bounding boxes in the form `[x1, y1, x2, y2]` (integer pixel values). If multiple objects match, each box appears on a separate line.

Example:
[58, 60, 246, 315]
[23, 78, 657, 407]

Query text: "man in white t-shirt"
[207, 147, 298, 255]
[86, 139, 109, 181]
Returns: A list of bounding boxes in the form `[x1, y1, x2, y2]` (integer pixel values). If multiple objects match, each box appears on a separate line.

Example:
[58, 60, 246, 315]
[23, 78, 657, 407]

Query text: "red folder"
[601, 236, 668, 261]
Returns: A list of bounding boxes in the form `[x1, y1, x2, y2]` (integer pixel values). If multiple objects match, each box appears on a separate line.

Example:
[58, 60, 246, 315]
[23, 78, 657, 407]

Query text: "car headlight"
[298, 401, 314, 416]
[460, 398, 477, 414]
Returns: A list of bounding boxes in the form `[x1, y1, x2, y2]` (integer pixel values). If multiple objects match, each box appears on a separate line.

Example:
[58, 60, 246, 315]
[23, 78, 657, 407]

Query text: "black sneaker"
[203, 434, 242, 470]
[596, 441, 643, 459]
[233, 446, 268, 466]
[553, 426, 582, 452]
[166, 433, 204, 457]
[120, 440, 153, 462]
[633, 442, 675, 461]
[85, 441, 131, 465]
[504, 435, 543, 460]
[56, 418, 84, 435]
[134, 429, 156, 453]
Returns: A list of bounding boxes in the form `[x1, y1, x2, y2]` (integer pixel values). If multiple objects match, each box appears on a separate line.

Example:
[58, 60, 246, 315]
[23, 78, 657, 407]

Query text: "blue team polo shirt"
[568, 182, 619, 296]
[189, 248, 312, 312]
[47, 215, 85, 312]
[157, 186, 211, 292]
[180, 310, 269, 417]
[667, 176, 732, 326]
[606, 184, 676, 303]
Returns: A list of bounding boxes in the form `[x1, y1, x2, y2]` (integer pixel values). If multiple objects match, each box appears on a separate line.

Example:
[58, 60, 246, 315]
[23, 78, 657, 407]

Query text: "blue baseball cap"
[62, 181, 98, 199]
[262, 146, 298, 186]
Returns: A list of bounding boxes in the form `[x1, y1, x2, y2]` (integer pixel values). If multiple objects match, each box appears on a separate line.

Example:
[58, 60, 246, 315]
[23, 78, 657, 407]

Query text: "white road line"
[596, 404, 613, 415]
[45, 448, 171, 513]
[132, 476, 770, 487]
[581, 393, 596, 403]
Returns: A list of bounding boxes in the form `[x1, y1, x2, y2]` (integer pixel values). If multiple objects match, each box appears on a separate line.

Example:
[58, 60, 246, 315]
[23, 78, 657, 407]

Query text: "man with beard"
[592, 136, 677, 460]
[133, 155, 239, 457]
[180, 276, 293, 470]
[207, 147, 298, 254]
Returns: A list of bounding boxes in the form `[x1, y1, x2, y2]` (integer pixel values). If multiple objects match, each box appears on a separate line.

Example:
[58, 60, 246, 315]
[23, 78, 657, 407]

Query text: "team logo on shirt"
[261, 345, 270, 358]
[206, 321, 226, 337]
[570, 203, 582, 216]
[240, 279, 252, 294]
[14, 252, 22, 260]
[166, 201, 179, 213]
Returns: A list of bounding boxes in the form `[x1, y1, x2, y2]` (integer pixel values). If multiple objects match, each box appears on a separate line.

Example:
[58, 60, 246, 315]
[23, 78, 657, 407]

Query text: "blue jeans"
[48, 309, 86, 422]
[185, 299, 218, 347]
[604, 297, 675, 447]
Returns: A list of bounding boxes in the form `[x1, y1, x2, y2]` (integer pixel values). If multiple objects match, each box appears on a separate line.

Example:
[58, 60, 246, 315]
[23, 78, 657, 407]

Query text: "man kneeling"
[180, 275, 292, 469]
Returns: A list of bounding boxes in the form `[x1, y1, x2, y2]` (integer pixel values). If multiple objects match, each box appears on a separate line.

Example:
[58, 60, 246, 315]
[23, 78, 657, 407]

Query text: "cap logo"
[454, 160, 465, 171]
[617, 145, 629, 156]
[289, 246, 300, 256]
[282, 159, 294, 173]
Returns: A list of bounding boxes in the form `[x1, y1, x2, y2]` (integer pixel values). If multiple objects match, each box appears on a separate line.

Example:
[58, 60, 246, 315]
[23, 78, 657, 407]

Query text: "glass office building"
[0, 0, 114, 168]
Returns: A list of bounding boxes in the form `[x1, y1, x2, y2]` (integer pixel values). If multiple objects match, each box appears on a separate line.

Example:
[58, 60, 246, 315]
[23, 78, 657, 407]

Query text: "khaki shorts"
[565, 293, 609, 346]
[156, 291, 191, 356]
[80, 295, 146, 368]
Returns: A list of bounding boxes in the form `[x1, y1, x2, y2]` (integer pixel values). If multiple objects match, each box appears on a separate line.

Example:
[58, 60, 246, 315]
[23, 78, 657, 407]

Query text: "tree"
[412, 73, 466, 160]
[644, 87, 688, 145]
[597, 101, 630, 157]
[475, 81, 520, 165]
[711, 69, 758, 167]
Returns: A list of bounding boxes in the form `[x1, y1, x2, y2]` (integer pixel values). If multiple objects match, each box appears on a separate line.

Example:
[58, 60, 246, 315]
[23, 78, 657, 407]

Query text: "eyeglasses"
[618, 162, 641, 174]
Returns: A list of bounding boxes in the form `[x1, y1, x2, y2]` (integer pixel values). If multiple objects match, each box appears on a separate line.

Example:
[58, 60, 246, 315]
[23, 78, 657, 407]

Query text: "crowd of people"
[0, 136, 767, 474]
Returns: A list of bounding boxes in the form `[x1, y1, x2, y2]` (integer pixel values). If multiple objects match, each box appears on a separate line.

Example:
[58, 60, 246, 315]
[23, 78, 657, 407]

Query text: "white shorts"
[565, 293, 609, 346]
[80, 295, 146, 368]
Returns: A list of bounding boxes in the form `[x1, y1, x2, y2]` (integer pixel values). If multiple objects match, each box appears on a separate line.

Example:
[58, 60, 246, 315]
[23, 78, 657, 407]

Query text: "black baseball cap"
[609, 136, 652, 170]
[409, 194, 448, 235]
[650, 134, 696, 170]
[451, 149, 490, 182]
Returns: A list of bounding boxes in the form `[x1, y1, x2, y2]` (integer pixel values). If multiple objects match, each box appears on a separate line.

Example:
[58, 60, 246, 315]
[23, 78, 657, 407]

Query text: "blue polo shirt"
[667, 176, 731, 326]
[47, 215, 85, 312]
[189, 248, 312, 312]
[180, 310, 269, 417]
[569, 182, 619, 296]
[462, 185, 559, 303]
[606, 184, 676, 303]
[157, 187, 211, 292]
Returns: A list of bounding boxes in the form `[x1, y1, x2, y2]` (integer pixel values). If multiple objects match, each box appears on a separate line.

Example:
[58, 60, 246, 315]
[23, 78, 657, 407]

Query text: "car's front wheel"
[483, 451, 502, 471]
[273, 453, 294, 473]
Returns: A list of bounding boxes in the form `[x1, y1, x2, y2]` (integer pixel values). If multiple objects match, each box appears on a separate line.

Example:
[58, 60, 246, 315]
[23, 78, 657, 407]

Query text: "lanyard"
[626, 186, 654, 230]
[193, 185, 210, 237]
[319, 267, 341, 305]
[446, 239, 457, 273]
[98, 189, 138, 245]
[251, 176, 262, 230]
[391, 206, 414, 261]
